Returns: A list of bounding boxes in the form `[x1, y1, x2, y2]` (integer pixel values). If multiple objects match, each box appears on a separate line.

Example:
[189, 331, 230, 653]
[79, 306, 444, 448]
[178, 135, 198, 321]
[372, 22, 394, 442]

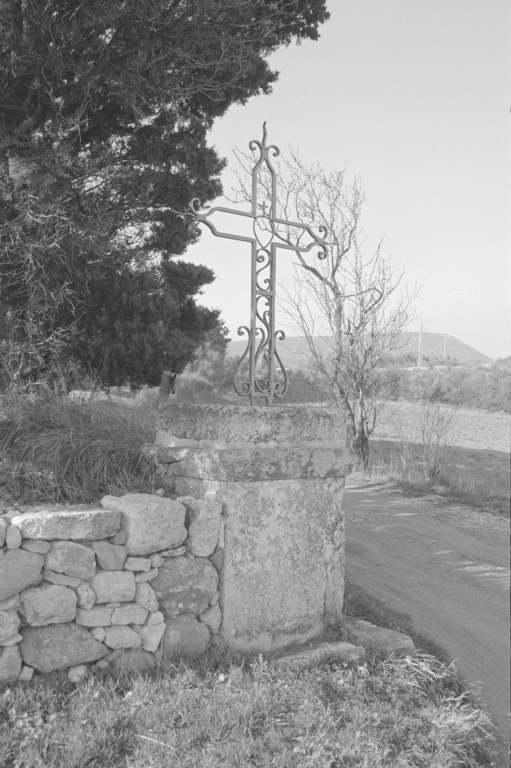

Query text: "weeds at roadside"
[0, 641, 498, 768]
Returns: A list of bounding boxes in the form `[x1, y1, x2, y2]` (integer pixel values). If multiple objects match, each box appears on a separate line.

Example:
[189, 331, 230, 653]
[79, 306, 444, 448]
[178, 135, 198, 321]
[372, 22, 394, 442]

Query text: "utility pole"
[417, 322, 423, 368]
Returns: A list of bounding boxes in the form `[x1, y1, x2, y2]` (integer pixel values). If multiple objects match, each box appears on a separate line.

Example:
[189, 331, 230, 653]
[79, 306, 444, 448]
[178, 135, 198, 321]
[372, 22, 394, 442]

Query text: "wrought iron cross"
[188, 123, 328, 405]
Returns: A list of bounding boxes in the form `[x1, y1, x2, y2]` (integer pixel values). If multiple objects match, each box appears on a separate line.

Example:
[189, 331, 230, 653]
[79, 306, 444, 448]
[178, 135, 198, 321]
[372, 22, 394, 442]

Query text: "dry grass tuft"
[0, 388, 158, 503]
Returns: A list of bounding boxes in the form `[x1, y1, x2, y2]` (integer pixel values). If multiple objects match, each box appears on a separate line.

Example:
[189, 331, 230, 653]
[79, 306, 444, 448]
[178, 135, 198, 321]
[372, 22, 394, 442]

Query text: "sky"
[185, 0, 510, 360]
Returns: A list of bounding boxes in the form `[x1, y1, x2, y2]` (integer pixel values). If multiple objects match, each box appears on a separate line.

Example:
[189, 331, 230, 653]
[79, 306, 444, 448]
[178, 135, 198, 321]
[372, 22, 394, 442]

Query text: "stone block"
[13, 507, 121, 541]
[139, 623, 165, 652]
[176, 496, 222, 557]
[157, 403, 345, 445]
[91, 570, 136, 603]
[21, 540, 51, 554]
[100, 494, 186, 556]
[134, 583, 158, 613]
[75, 606, 113, 627]
[152, 557, 218, 617]
[215, 478, 342, 654]
[111, 603, 148, 625]
[20, 623, 108, 672]
[110, 648, 156, 674]
[44, 541, 96, 581]
[199, 604, 221, 634]
[42, 570, 81, 588]
[0, 645, 22, 682]
[161, 615, 210, 659]
[343, 618, 415, 659]
[103, 625, 141, 649]
[6, 524, 22, 549]
[124, 556, 152, 572]
[0, 549, 44, 602]
[76, 582, 96, 609]
[92, 541, 127, 571]
[20, 583, 77, 626]
[0, 610, 21, 643]
[175, 447, 351, 482]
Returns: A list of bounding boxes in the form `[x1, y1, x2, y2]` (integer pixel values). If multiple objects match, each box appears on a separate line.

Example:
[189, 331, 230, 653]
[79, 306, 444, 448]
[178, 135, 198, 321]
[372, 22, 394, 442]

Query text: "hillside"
[226, 332, 491, 366]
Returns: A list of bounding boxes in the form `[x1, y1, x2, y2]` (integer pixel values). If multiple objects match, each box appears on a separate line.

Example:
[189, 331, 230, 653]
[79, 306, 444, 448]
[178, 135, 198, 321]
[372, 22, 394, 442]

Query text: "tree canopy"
[0, 0, 329, 388]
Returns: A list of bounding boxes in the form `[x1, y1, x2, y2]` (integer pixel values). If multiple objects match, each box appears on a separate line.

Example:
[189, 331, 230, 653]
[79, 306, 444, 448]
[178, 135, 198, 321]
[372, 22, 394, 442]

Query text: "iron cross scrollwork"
[188, 123, 328, 405]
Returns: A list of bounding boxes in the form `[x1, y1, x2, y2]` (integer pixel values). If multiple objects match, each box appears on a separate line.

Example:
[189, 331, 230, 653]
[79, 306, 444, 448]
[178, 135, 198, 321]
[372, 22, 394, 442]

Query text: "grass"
[0, 388, 158, 503]
[0, 639, 499, 768]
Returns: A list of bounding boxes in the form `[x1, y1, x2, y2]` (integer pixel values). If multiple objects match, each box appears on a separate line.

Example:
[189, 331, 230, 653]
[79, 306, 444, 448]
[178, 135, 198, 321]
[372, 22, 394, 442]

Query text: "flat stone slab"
[12, 508, 121, 541]
[20, 623, 107, 672]
[271, 641, 366, 670]
[343, 618, 415, 658]
[173, 447, 351, 482]
[157, 404, 345, 445]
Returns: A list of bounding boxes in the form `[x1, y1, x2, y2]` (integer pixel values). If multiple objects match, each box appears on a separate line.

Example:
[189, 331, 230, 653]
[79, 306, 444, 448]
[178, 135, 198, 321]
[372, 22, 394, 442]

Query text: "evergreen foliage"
[0, 0, 329, 388]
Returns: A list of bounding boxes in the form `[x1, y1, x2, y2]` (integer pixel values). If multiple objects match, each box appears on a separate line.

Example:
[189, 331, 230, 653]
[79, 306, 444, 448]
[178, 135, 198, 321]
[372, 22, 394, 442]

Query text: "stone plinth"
[157, 404, 352, 654]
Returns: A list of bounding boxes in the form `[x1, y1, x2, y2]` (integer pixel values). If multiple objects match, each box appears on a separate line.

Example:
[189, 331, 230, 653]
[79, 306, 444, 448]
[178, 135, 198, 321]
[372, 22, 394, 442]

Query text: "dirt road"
[344, 483, 510, 764]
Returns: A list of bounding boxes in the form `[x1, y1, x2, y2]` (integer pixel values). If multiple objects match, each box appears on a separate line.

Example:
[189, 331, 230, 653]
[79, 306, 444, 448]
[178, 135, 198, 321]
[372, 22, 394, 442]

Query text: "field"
[368, 402, 510, 517]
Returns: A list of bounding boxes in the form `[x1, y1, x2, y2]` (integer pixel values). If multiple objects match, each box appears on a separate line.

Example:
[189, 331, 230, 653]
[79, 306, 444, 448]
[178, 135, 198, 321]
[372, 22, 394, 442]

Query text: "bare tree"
[232, 149, 417, 467]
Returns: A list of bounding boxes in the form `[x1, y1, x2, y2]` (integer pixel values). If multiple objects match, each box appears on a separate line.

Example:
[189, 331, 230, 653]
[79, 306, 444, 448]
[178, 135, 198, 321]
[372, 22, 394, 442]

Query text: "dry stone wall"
[0, 493, 223, 684]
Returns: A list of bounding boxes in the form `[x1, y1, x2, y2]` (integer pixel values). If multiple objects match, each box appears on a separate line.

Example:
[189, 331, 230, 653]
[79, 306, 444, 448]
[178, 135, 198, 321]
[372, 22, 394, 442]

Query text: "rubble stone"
[68, 664, 88, 683]
[100, 493, 186, 555]
[146, 611, 164, 626]
[103, 625, 141, 649]
[135, 568, 158, 583]
[18, 665, 34, 681]
[92, 541, 127, 571]
[76, 582, 96, 609]
[109, 530, 127, 545]
[0, 549, 44, 602]
[161, 546, 186, 558]
[152, 556, 217, 616]
[110, 648, 156, 674]
[0, 645, 22, 681]
[90, 626, 106, 642]
[91, 570, 136, 603]
[13, 507, 121, 541]
[75, 606, 113, 627]
[21, 540, 51, 554]
[139, 622, 165, 652]
[0, 595, 20, 611]
[45, 541, 96, 581]
[0, 610, 21, 643]
[162, 615, 210, 659]
[20, 623, 107, 672]
[177, 496, 222, 557]
[20, 583, 77, 626]
[6, 525, 22, 549]
[343, 618, 415, 659]
[124, 556, 152, 572]
[0, 633, 23, 646]
[111, 603, 148, 625]
[199, 604, 221, 634]
[42, 570, 81, 588]
[134, 583, 158, 613]
[150, 554, 164, 568]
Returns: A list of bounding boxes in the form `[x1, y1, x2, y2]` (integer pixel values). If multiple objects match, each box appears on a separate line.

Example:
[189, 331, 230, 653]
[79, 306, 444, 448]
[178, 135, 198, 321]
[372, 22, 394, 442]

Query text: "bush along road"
[344, 481, 510, 766]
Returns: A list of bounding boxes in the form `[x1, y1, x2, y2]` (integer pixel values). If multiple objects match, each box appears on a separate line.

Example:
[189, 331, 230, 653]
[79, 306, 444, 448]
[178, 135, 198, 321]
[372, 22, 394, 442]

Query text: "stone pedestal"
[155, 404, 352, 654]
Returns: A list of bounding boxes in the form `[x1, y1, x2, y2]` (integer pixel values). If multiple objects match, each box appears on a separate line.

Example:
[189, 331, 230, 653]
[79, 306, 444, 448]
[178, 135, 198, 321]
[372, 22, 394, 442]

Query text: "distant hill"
[226, 332, 491, 366]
